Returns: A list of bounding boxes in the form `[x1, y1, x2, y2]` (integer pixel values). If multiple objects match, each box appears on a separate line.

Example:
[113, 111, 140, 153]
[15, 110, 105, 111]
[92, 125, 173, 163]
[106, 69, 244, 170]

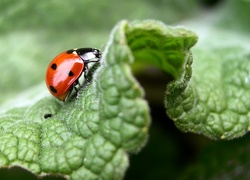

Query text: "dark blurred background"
[0, 0, 230, 179]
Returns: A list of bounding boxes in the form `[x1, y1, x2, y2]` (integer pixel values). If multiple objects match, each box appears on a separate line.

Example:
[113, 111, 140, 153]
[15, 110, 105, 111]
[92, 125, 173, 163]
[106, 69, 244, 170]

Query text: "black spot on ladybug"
[44, 113, 52, 119]
[49, 86, 57, 93]
[68, 70, 74, 76]
[67, 49, 74, 54]
[51, 63, 57, 70]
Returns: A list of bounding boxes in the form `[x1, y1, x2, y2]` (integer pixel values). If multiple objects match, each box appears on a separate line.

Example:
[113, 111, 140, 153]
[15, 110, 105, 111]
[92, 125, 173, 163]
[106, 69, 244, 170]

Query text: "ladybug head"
[92, 48, 102, 59]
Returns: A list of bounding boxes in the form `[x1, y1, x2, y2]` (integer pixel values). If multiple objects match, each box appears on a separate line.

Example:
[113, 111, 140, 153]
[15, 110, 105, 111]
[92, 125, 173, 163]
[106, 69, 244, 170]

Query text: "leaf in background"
[0, 20, 197, 179]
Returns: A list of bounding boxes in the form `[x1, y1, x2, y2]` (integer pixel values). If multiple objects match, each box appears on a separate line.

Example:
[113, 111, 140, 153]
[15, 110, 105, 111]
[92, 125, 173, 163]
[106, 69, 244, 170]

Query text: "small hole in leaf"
[44, 113, 52, 119]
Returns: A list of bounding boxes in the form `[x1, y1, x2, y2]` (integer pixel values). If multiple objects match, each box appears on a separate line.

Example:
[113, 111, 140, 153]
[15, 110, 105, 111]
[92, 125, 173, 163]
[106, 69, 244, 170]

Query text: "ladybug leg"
[73, 80, 82, 100]
[83, 59, 100, 81]
[74, 84, 79, 92]
[83, 63, 90, 82]
[73, 79, 80, 92]
[64, 85, 74, 102]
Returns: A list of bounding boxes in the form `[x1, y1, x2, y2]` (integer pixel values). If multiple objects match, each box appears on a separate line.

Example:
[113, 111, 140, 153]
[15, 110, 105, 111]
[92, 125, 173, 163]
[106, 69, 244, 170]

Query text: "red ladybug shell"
[46, 51, 84, 101]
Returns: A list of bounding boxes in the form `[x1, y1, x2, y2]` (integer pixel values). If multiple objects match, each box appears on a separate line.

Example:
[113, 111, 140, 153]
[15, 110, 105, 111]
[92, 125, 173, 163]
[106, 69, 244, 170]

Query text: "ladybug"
[45, 48, 102, 101]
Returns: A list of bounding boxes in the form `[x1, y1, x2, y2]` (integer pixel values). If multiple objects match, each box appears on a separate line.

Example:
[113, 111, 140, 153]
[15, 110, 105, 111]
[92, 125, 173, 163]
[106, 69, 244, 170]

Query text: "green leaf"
[0, 20, 197, 179]
[165, 24, 250, 140]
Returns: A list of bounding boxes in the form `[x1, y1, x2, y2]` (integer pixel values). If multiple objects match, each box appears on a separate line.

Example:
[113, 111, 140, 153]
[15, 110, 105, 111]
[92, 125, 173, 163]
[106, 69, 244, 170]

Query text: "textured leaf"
[0, 20, 197, 179]
[165, 26, 250, 140]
